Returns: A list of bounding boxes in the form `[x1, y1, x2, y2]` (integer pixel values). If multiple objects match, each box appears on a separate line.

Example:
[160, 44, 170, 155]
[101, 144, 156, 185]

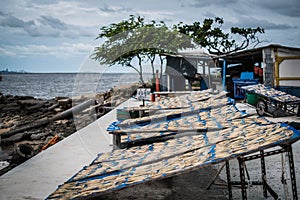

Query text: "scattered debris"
[0, 82, 142, 175]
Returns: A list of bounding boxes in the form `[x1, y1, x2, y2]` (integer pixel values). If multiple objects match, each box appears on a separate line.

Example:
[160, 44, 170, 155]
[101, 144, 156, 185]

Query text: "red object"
[155, 70, 160, 97]
[258, 68, 263, 77]
[150, 93, 155, 102]
[41, 135, 59, 151]
[156, 77, 160, 92]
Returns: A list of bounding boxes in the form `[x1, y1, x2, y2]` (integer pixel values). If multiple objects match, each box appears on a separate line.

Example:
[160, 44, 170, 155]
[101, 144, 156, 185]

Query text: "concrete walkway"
[0, 98, 142, 200]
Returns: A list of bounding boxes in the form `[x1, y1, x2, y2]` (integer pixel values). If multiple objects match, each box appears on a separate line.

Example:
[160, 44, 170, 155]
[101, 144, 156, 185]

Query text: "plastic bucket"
[246, 93, 258, 105]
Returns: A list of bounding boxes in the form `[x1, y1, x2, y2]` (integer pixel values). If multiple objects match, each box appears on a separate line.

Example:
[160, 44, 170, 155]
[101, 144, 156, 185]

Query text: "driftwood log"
[1, 99, 96, 139]
[0, 117, 50, 139]
[51, 99, 95, 121]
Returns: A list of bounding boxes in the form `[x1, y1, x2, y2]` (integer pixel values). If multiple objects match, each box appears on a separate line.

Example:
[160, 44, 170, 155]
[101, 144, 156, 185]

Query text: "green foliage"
[92, 15, 265, 83]
[176, 17, 264, 55]
[92, 15, 193, 83]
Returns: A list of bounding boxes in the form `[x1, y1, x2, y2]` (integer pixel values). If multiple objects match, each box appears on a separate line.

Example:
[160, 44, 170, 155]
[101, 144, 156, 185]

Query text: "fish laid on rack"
[119, 114, 272, 144]
[242, 84, 300, 103]
[110, 105, 250, 143]
[148, 90, 227, 109]
[46, 89, 300, 200]
[122, 90, 227, 111]
[119, 97, 232, 126]
[47, 121, 298, 200]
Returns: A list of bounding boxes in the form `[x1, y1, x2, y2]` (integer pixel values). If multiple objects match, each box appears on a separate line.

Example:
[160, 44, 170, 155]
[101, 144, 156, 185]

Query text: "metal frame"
[255, 95, 300, 117]
[224, 144, 298, 200]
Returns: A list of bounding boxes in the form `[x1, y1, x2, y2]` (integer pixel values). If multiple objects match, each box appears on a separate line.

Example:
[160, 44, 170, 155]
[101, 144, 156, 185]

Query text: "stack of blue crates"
[232, 72, 258, 99]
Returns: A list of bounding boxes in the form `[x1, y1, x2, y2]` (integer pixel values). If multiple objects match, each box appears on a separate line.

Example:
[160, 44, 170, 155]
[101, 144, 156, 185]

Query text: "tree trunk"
[159, 55, 164, 89]
[127, 63, 144, 85]
[148, 54, 155, 81]
[137, 55, 144, 84]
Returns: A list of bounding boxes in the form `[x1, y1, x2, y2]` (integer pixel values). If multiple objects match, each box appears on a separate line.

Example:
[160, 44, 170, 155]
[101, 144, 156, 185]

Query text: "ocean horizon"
[0, 73, 152, 99]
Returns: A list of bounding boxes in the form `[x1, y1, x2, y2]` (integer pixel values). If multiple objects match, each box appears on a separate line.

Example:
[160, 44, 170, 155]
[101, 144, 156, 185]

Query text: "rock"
[30, 132, 50, 140]
[16, 96, 35, 100]
[2, 119, 18, 128]
[0, 161, 10, 171]
[54, 120, 69, 125]
[47, 103, 59, 111]
[26, 103, 45, 111]
[95, 94, 105, 104]
[55, 96, 70, 100]
[2, 105, 20, 112]
[0, 94, 6, 103]
[2, 133, 24, 143]
[58, 98, 71, 109]
[14, 140, 42, 158]
[0, 128, 10, 135]
[17, 99, 47, 106]
[54, 108, 63, 113]
[0, 86, 127, 174]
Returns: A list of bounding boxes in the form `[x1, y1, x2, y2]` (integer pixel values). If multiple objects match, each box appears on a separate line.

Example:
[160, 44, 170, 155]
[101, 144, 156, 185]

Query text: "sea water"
[0, 73, 151, 99]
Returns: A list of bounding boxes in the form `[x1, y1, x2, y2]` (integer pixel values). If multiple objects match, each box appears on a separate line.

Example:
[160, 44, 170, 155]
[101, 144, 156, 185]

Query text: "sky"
[0, 0, 299, 73]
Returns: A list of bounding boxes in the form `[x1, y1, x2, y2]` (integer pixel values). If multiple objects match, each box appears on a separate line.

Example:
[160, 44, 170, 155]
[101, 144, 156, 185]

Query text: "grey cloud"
[0, 13, 61, 37]
[39, 16, 68, 30]
[0, 12, 33, 28]
[99, 4, 132, 13]
[231, 17, 298, 30]
[188, 0, 300, 19]
[24, 24, 61, 37]
[202, 11, 217, 19]
[253, 0, 300, 17]
[190, 0, 238, 8]
[262, 23, 297, 30]
[0, 12, 94, 38]
[28, 0, 60, 5]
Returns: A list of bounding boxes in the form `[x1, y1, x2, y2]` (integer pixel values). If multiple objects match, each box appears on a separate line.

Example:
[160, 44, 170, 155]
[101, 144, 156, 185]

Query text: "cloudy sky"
[0, 0, 299, 73]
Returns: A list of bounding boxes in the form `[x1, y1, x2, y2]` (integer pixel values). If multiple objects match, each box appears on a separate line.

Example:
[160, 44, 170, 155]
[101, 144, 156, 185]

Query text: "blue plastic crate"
[240, 72, 254, 79]
[233, 79, 258, 99]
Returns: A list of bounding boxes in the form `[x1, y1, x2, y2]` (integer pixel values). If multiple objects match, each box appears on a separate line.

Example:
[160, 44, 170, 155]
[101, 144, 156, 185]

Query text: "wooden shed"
[165, 51, 222, 91]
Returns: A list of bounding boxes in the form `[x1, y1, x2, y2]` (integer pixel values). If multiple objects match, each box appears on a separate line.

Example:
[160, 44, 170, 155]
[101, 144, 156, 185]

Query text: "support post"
[286, 145, 298, 199]
[226, 160, 233, 200]
[238, 157, 247, 200]
[112, 134, 121, 149]
[260, 150, 268, 198]
[222, 59, 227, 91]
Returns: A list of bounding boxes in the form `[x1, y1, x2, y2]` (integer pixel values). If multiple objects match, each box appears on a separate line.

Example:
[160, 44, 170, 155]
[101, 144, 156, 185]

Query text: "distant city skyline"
[0, 0, 299, 73]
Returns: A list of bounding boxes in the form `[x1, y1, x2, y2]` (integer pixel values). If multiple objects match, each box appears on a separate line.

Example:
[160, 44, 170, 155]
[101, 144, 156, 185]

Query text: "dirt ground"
[93, 165, 228, 200]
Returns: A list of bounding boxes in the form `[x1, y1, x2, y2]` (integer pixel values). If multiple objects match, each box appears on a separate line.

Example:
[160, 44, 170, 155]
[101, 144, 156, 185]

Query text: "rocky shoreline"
[0, 83, 141, 175]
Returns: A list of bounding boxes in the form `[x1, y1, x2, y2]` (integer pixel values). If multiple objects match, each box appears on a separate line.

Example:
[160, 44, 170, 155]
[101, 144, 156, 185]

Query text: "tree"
[92, 16, 265, 83]
[92, 15, 193, 84]
[175, 17, 265, 55]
